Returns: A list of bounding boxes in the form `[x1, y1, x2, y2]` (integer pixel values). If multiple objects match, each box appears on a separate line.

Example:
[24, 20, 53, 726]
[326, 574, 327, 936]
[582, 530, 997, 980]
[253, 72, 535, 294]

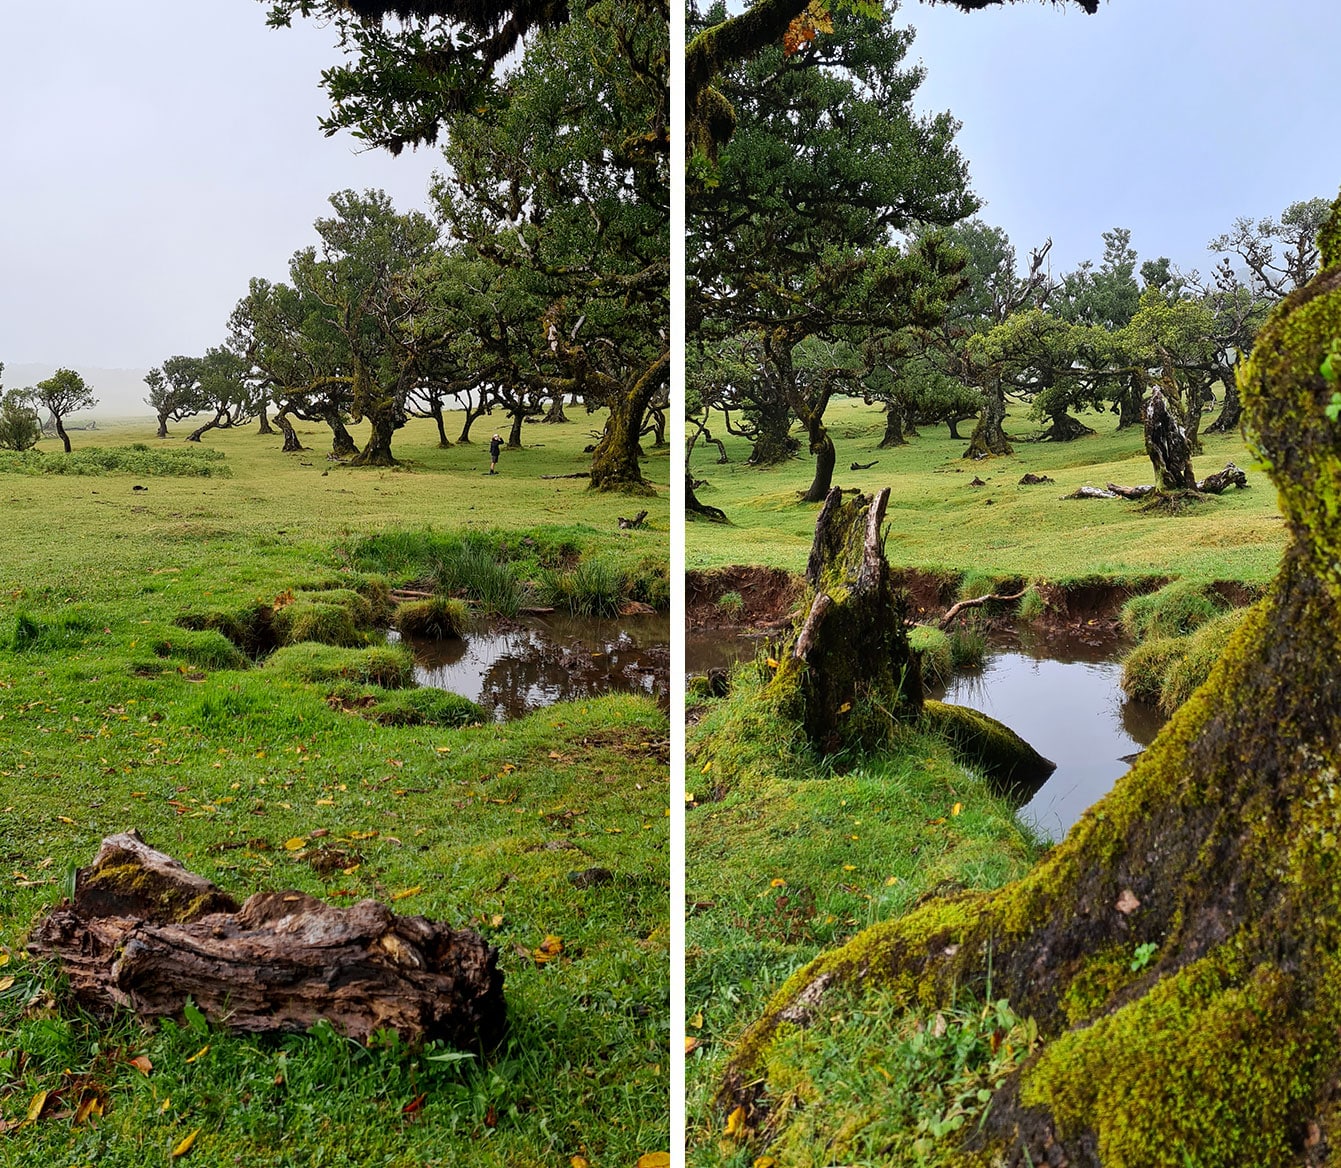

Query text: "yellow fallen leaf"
[571, 1157, 590, 1168]
[886, 876, 900, 886]
[490, 914, 504, 928]
[636, 1155, 671, 1168]
[685, 1036, 700, 1055]
[172, 1127, 201, 1158]
[283, 837, 308, 851]
[160, 1097, 172, 1113]
[690, 1012, 704, 1029]
[315, 798, 334, 806]
[766, 657, 779, 668]
[533, 934, 564, 963]
[0, 976, 14, 992]
[24, 1089, 48, 1125]
[755, 1158, 779, 1168]
[842, 864, 856, 872]
[73, 1092, 104, 1126]
[185, 1044, 210, 1064]
[701, 761, 712, 773]
[725, 1104, 748, 1139]
[770, 878, 786, 888]
[837, 701, 852, 714]
[391, 886, 422, 901]
[57, 816, 75, 824]
[0, 952, 7, 966]
[952, 802, 963, 817]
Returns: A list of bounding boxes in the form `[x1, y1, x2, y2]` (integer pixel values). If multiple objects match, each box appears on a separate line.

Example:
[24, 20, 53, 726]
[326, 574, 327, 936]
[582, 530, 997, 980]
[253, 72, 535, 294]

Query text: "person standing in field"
[489, 432, 503, 474]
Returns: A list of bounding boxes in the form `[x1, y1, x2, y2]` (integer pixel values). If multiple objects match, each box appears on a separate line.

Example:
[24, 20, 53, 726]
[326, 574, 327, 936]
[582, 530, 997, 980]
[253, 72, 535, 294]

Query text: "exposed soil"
[686, 567, 803, 630]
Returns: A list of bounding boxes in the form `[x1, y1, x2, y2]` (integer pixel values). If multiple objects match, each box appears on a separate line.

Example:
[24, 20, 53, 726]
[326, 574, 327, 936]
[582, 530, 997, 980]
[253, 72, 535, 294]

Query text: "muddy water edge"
[687, 568, 1169, 842]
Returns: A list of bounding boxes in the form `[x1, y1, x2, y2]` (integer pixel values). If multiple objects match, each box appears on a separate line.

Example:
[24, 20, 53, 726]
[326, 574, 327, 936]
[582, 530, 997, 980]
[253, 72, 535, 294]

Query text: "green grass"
[686, 669, 1040, 1165]
[686, 399, 1286, 588]
[0, 410, 668, 1166]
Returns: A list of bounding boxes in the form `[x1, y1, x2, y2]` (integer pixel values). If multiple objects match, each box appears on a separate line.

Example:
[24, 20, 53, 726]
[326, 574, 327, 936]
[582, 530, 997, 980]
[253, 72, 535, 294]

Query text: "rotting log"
[1197, 462, 1249, 494]
[28, 832, 504, 1049]
[1105, 482, 1155, 499]
[618, 510, 649, 529]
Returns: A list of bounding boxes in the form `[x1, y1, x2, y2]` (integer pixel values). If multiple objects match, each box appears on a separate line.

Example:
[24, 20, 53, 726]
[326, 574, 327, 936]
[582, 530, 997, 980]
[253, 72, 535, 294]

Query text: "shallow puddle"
[395, 612, 669, 721]
[687, 622, 1166, 842]
[931, 628, 1165, 842]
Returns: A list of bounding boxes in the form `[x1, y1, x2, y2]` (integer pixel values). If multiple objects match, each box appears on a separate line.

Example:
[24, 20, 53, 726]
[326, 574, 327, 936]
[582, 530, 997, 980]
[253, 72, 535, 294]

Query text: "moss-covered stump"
[921, 700, 1055, 801]
[717, 194, 1341, 1167]
[770, 486, 921, 752]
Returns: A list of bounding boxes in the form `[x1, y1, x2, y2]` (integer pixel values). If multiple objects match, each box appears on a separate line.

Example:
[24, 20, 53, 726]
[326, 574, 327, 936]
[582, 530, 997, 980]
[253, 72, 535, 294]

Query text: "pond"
[394, 612, 670, 722]
[929, 627, 1165, 842]
[687, 624, 1166, 843]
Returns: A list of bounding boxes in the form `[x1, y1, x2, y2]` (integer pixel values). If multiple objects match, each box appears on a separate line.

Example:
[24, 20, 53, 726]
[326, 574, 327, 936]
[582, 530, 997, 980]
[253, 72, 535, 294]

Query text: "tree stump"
[1144, 385, 1197, 490]
[29, 832, 504, 1049]
[769, 487, 921, 752]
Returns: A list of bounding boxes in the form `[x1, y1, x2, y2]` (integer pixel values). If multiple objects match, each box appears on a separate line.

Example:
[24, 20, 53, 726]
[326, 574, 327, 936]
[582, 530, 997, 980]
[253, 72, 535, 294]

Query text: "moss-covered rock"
[921, 700, 1054, 800]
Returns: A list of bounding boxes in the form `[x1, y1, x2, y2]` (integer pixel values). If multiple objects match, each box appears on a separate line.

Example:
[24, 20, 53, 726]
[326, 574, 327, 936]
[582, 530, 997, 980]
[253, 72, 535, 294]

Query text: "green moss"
[920, 700, 1054, 799]
[1058, 944, 1142, 1027]
[1158, 608, 1246, 713]
[909, 626, 953, 687]
[1022, 956, 1330, 1166]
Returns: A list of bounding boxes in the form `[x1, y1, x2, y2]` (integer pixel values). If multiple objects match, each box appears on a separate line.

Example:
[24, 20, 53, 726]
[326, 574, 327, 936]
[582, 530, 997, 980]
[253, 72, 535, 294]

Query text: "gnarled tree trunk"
[799, 422, 836, 503]
[1144, 385, 1197, 490]
[964, 381, 1013, 458]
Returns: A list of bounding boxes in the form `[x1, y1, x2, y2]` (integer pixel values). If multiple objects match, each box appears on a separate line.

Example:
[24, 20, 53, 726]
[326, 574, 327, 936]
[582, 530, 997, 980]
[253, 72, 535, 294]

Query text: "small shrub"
[715, 591, 745, 619]
[1122, 582, 1226, 640]
[0, 390, 41, 451]
[429, 545, 522, 616]
[394, 597, 468, 639]
[909, 625, 954, 687]
[541, 557, 626, 617]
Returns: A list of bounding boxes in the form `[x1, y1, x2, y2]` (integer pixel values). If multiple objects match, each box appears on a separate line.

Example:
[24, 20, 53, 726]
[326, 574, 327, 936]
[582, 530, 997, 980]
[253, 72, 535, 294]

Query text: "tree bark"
[155, 413, 169, 440]
[350, 411, 399, 466]
[257, 397, 275, 435]
[1115, 371, 1145, 430]
[745, 404, 798, 466]
[878, 402, 907, 448]
[589, 350, 667, 494]
[430, 400, 452, 447]
[799, 422, 836, 503]
[964, 381, 1013, 458]
[507, 409, 525, 449]
[1144, 385, 1197, 490]
[29, 832, 505, 1050]
[55, 414, 71, 453]
[1039, 408, 1096, 442]
[686, 473, 728, 523]
[186, 412, 225, 443]
[1207, 371, 1244, 434]
[542, 393, 568, 424]
[274, 408, 305, 453]
[769, 488, 921, 752]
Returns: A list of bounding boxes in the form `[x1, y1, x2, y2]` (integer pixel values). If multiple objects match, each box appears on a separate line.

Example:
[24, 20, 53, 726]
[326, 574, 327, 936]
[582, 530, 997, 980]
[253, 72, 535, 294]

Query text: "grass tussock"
[265, 643, 416, 689]
[909, 625, 954, 687]
[394, 596, 469, 639]
[0, 444, 230, 476]
[151, 628, 251, 671]
[1121, 608, 1248, 714]
[1122, 580, 1228, 640]
[540, 557, 627, 617]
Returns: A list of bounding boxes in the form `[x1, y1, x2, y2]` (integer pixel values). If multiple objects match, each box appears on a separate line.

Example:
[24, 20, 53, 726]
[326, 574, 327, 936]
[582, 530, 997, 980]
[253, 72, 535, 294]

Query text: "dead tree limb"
[938, 589, 1027, 629]
[618, 510, 649, 529]
[28, 832, 504, 1049]
[1197, 463, 1249, 493]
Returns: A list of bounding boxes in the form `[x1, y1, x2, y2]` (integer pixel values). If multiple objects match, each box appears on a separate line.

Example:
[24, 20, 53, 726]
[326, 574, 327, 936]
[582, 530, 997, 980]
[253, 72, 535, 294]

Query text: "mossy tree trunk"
[1207, 370, 1243, 434]
[878, 401, 907, 447]
[746, 408, 799, 465]
[588, 350, 667, 494]
[799, 420, 836, 503]
[1115, 370, 1146, 430]
[720, 194, 1341, 1168]
[542, 393, 568, 424]
[1039, 407, 1096, 442]
[274, 407, 305, 453]
[964, 379, 1013, 458]
[1144, 385, 1197, 490]
[767, 487, 921, 753]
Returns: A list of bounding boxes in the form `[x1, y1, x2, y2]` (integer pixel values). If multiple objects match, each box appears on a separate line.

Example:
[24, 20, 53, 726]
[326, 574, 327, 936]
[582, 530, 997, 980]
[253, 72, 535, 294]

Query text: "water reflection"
[394, 613, 669, 722]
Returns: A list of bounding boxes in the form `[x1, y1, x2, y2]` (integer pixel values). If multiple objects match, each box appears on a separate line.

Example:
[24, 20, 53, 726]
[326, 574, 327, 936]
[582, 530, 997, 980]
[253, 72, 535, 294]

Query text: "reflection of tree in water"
[475, 633, 668, 721]
[399, 621, 670, 721]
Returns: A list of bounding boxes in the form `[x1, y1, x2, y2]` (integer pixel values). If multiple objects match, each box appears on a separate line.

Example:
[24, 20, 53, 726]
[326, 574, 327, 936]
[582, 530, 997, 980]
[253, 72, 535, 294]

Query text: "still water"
[395, 612, 670, 721]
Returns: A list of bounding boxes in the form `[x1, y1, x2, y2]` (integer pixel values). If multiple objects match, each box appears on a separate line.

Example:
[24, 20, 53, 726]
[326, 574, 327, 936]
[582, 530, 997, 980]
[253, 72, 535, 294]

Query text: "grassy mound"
[1122, 608, 1248, 714]
[909, 625, 953, 687]
[394, 596, 469, 639]
[265, 643, 416, 688]
[1121, 580, 1229, 640]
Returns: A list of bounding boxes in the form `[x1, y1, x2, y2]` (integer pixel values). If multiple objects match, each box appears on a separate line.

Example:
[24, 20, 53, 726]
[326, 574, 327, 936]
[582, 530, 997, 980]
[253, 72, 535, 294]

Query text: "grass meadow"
[0, 411, 670, 1167]
[687, 399, 1287, 587]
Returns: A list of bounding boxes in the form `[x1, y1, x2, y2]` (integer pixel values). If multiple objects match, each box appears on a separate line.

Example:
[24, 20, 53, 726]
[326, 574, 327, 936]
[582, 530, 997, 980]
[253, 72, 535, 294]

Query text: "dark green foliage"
[627, 557, 671, 610]
[947, 621, 987, 671]
[0, 446, 230, 477]
[0, 389, 41, 451]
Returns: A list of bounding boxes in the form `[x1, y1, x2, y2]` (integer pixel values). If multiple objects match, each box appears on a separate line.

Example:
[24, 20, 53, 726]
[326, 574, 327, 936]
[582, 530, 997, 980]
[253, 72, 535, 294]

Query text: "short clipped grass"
[0, 410, 669, 1166]
[687, 399, 1287, 587]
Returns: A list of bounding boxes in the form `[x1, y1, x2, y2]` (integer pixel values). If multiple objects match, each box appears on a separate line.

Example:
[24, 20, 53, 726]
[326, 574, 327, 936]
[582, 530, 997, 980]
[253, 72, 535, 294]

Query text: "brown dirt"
[1033, 578, 1167, 634]
[686, 567, 803, 630]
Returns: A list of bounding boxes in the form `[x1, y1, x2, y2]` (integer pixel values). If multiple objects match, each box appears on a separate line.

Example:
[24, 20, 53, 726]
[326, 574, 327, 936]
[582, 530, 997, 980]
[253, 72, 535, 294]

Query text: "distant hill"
[3, 364, 154, 419]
